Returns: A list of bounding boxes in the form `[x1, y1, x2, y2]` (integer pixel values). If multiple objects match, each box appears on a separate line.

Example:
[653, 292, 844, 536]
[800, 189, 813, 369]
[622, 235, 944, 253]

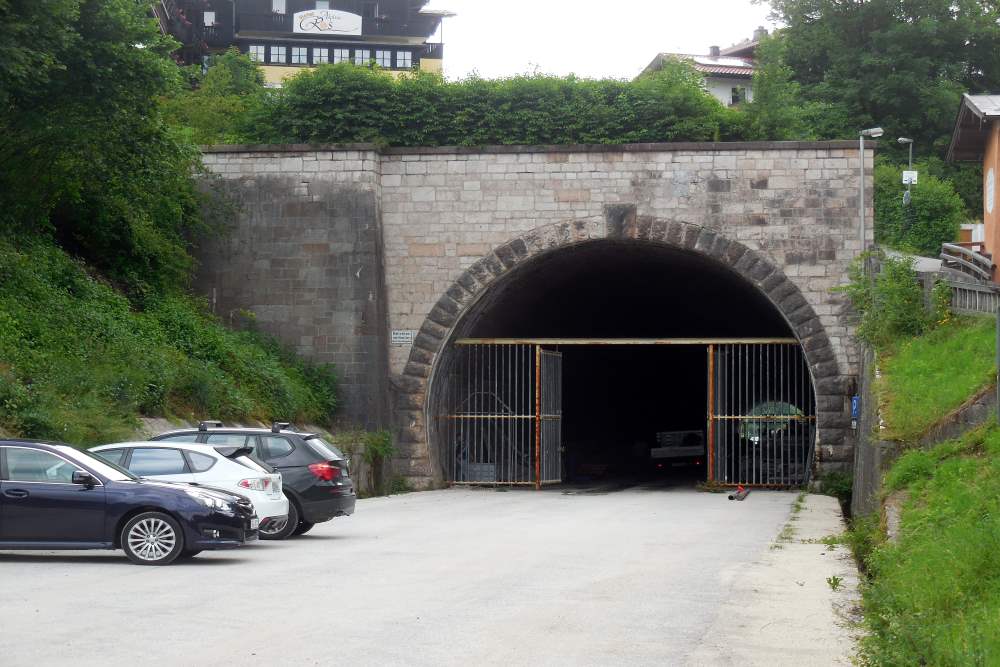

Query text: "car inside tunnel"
[432, 240, 814, 487]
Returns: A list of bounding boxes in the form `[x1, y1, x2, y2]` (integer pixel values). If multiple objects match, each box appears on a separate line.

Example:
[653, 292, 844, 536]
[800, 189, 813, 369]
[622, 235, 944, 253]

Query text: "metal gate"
[444, 344, 562, 488]
[708, 343, 816, 487]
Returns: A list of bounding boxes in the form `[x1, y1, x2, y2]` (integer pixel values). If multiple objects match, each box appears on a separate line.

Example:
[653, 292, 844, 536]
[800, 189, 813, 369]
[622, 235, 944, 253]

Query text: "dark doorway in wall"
[560, 345, 707, 482]
[431, 240, 811, 487]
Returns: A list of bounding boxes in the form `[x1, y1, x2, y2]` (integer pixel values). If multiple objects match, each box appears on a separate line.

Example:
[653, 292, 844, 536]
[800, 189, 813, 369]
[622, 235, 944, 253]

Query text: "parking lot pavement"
[0, 486, 853, 666]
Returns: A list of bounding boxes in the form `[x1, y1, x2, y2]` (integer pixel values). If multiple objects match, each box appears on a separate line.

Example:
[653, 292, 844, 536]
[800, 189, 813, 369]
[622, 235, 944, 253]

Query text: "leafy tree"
[0, 0, 81, 109]
[762, 0, 1000, 152]
[743, 35, 851, 140]
[161, 48, 266, 144]
[0, 0, 208, 299]
[874, 162, 965, 255]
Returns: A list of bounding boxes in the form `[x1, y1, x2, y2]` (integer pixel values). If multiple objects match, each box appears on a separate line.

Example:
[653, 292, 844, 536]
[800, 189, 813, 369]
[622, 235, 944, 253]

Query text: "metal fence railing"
[947, 280, 1000, 315]
[940, 243, 995, 283]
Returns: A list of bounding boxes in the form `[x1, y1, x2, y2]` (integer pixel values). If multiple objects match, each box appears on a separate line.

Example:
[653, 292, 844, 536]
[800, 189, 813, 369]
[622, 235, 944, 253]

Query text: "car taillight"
[308, 462, 341, 481]
[238, 478, 271, 491]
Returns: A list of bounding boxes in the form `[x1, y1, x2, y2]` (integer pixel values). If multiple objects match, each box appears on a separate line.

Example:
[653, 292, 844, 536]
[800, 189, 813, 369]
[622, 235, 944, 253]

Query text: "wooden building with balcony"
[154, 0, 449, 86]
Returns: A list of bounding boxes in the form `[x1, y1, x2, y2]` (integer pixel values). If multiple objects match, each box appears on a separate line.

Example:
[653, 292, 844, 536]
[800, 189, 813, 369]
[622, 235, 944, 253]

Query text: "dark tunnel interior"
[439, 240, 800, 483]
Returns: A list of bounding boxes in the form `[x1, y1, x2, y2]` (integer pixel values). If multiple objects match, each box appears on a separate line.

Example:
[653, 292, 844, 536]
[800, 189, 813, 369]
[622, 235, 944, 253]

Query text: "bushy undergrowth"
[878, 316, 995, 442]
[839, 251, 952, 351]
[187, 60, 748, 146]
[859, 426, 1000, 665]
[0, 239, 336, 445]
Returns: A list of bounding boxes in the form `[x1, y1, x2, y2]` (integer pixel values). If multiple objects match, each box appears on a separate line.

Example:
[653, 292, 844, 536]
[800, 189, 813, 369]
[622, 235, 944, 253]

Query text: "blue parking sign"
[851, 395, 860, 419]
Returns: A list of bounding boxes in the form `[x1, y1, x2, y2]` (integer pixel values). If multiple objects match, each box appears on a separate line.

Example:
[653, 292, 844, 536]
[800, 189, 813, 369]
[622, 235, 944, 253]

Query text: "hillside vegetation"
[878, 316, 995, 442]
[0, 0, 337, 446]
[859, 425, 1000, 664]
[845, 292, 1000, 663]
[0, 238, 337, 446]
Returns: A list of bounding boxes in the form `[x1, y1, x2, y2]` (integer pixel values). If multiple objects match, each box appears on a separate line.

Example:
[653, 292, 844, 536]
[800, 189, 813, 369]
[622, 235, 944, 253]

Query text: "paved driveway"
[0, 485, 843, 666]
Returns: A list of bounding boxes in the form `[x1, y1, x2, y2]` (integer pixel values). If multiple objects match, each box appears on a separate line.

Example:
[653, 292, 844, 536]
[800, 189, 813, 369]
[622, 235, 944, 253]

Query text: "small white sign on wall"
[293, 9, 362, 35]
[391, 330, 417, 346]
[987, 167, 995, 215]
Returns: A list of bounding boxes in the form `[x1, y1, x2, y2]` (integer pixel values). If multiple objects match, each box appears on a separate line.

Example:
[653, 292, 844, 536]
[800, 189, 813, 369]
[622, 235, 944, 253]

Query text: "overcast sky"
[422, 0, 778, 80]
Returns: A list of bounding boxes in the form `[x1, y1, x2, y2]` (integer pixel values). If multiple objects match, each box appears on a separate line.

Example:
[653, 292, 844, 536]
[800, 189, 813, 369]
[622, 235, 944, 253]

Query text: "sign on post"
[902, 170, 919, 185]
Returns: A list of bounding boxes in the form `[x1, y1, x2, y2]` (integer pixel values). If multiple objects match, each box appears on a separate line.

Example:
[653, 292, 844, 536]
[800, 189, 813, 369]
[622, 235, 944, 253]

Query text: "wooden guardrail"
[940, 243, 995, 283]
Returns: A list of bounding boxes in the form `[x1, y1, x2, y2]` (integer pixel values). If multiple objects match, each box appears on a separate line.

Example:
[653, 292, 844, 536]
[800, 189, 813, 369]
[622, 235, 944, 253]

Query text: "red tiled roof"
[691, 63, 754, 77]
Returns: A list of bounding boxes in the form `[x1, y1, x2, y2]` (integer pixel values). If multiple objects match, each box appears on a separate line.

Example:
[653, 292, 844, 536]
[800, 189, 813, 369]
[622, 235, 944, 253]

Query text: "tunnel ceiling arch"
[454, 240, 794, 340]
[395, 216, 845, 484]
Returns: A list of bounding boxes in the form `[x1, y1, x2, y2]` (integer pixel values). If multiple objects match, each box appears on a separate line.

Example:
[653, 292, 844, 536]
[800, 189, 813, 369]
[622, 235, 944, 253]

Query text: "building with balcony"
[640, 28, 768, 107]
[154, 0, 449, 86]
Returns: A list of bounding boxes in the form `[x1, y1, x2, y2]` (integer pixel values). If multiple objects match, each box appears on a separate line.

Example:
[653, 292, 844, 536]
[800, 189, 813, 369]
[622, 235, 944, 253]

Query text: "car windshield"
[305, 437, 345, 460]
[57, 446, 137, 481]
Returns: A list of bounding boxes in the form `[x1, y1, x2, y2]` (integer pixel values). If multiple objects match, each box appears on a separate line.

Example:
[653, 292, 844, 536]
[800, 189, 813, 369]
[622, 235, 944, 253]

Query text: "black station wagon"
[152, 423, 355, 539]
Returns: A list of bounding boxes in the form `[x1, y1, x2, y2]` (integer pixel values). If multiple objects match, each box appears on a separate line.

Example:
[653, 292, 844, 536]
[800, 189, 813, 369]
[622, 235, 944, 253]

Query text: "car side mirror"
[72, 470, 97, 488]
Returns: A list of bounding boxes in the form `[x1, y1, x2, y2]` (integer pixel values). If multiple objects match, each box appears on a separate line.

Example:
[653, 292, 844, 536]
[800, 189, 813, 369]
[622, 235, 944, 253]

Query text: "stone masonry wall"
[200, 141, 873, 485]
[379, 143, 869, 381]
[198, 147, 390, 429]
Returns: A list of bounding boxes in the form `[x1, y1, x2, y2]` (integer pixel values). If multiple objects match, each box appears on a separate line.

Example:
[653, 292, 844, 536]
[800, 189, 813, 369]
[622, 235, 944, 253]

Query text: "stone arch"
[394, 212, 846, 484]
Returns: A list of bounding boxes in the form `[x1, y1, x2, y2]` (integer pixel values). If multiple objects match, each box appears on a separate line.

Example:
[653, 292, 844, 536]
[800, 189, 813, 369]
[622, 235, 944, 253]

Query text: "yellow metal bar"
[455, 338, 799, 346]
[711, 415, 817, 421]
[442, 415, 535, 420]
[707, 344, 715, 483]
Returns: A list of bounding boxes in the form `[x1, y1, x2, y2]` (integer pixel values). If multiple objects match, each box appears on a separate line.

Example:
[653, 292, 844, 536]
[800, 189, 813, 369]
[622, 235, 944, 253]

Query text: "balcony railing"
[237, 12, 293, 33]
[201, 23, 235, 47]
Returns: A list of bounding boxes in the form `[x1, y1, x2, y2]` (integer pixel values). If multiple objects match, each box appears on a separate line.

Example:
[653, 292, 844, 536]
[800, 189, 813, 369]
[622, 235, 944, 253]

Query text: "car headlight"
[186, 490, 232, 512]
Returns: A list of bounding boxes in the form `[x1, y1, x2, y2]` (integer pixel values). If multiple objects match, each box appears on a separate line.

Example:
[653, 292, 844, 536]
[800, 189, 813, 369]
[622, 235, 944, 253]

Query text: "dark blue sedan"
[0, 440, 258, 565]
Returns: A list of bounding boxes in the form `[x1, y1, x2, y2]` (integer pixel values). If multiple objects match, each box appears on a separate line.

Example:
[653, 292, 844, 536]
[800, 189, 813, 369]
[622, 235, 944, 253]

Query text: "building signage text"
[293, 9, 362, 35]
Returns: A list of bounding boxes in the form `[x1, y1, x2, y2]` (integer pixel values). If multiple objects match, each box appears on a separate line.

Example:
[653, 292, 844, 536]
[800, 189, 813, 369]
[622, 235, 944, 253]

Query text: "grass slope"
[878, 316, 995, 442]
[0, 239, 336, 445]
[860, 426, 1000, 665]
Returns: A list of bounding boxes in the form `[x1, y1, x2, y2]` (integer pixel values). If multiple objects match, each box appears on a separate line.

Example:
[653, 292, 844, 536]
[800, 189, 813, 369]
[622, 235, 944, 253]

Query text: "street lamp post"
[859, 127, 884, 253]
[898, 137, 914, 206]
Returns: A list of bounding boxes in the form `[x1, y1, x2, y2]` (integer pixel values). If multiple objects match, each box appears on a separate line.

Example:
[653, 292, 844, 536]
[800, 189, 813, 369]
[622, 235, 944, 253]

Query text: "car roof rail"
[272, 421, 292, 433]
[198, 420, 225, 432]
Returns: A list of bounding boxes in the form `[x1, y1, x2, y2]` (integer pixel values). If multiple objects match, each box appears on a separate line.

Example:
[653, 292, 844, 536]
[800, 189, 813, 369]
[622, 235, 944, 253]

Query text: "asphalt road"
[0, 484, 850, 666]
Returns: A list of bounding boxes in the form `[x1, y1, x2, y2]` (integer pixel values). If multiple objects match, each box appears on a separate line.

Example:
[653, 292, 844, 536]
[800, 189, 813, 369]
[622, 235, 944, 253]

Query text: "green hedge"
[237, 61, 744, 146]
[0, 238, 337, 446]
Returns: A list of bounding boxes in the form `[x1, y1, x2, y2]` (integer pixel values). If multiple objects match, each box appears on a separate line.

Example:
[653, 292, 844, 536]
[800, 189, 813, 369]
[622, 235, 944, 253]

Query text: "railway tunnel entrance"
[430, 239, 817, 488]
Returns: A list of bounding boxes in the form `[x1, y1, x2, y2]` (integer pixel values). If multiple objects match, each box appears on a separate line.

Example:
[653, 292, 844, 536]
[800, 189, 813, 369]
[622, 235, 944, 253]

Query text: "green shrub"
[0, 238, 337, 445]
[874, 162, 965, 256]
[204, 61, 735, 147]
[839, 251, 931, 350]
[819, 471, 853, 509]
[860, 426, 1000, 665]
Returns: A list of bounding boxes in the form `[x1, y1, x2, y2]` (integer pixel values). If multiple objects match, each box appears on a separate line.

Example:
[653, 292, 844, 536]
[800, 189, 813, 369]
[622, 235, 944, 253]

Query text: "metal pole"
[707, 344, 715, 482]
[859, 134, 866, 253]
[534, 345, 542, 491]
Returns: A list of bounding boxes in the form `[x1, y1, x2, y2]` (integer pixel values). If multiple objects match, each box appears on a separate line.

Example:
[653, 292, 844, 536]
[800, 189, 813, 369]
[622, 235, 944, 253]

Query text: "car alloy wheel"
[259, 497, 299, 540]
[122, 512, 183, 565]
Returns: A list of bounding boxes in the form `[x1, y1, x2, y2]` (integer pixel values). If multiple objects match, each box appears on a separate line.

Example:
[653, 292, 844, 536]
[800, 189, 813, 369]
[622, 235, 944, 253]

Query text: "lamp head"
[897, 137, 914, 145]
[861, 127, 884, 138]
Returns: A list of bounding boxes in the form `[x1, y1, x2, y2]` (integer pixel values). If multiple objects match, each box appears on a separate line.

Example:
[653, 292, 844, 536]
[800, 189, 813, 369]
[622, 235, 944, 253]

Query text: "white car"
[91, 442, 289, 536]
